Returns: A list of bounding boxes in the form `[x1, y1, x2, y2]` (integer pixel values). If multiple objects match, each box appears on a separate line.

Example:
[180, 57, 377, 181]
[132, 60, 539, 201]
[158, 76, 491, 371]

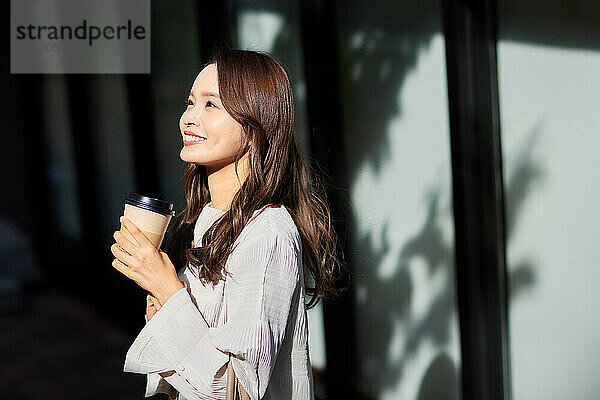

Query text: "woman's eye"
[185, 99, 193, 107]
[205, 100, 217, 108]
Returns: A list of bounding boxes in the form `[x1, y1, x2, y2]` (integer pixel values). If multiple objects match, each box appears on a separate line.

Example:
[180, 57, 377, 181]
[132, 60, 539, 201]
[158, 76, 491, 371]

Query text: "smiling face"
[179, 63, 246, 171]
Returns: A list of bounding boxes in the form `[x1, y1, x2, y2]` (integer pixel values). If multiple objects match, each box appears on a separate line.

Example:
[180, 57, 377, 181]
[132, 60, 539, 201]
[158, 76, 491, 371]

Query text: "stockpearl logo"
[11, 0, 150, 74]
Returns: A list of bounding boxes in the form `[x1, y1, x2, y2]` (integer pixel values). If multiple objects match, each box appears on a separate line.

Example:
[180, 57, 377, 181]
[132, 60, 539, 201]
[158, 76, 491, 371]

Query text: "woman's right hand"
[146, 293, 161, 321]
[146, 281, 187, 321]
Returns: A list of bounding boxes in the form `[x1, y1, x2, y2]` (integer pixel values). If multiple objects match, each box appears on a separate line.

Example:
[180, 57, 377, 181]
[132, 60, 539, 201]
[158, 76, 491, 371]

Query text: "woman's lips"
[183, 136, 206, 146]
[183, 131, 207, 146]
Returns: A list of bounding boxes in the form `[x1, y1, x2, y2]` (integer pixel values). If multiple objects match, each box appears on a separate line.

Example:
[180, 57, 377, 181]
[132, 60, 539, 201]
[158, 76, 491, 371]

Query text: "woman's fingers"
[147, 293, 160, 321]
[113, 230, 138, 258]
[146, 302, 156, 321]
[120, 216, 154, 249]
[147, 293, 161, 310]
[110, 242, 137, 268]
[112, 258, 137, 280]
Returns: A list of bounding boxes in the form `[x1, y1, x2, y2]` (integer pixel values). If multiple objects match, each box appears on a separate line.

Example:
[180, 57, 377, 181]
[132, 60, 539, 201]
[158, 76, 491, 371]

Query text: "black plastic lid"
[124, 192, 176, 216]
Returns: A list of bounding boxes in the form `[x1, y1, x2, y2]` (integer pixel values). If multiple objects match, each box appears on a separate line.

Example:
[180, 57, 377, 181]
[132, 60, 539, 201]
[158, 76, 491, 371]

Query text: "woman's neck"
[206, 154, 250, 211]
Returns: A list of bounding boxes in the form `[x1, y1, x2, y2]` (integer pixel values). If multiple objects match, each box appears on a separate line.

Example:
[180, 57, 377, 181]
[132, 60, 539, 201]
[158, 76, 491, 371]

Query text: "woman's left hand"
[111, 216, 184, 306]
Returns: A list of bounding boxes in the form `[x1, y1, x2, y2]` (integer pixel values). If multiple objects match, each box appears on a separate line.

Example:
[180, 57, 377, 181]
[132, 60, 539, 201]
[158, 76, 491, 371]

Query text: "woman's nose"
[182, 113, 199, 127]
[183, 106, 205, 126]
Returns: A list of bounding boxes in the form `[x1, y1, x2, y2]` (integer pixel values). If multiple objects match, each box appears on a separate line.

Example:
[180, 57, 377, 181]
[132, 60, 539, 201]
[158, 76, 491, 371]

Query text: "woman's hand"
[146, 293, 161, 321]
[111, 216, 184, 306]
[146, 281, 187, 321]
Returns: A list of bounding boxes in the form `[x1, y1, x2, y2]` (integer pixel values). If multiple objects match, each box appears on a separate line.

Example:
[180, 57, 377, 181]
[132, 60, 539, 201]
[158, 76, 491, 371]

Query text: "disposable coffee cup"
[120, 192, 176, 250]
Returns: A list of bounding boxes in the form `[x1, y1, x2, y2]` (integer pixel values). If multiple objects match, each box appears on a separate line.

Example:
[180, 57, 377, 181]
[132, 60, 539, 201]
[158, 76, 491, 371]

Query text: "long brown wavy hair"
[165, 45, 346, 309]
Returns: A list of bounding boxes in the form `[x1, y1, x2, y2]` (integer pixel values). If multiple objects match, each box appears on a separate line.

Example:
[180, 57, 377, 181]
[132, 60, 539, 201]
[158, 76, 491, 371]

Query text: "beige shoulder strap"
[226, 353, 251, 400]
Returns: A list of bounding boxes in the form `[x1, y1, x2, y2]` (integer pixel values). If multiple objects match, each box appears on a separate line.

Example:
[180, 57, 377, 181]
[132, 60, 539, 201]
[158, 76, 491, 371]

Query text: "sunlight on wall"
[498, 41, 600, 399]
[237, 11, 284, 52]
[348, 33, 461, 399]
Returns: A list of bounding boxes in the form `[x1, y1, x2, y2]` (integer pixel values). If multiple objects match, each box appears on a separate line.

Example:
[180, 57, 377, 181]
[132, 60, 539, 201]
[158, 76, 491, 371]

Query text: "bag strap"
[225, 353, 251, 400]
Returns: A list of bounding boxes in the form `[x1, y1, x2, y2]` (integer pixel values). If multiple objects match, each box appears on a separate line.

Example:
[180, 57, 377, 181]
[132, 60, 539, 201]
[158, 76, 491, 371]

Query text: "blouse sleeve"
[123, 226, 302, 400]
[141, 270, 190, 400]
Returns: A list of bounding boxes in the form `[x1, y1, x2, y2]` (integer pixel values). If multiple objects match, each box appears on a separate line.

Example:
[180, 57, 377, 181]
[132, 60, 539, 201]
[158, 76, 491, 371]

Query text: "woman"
[110, 45, 345, 399]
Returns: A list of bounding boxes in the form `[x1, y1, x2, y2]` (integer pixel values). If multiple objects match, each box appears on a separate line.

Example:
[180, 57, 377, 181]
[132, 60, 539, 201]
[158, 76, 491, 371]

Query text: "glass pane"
[152, 0, 201, 211]
[498, 2, 600, 399]
[42, 75, 82, 241]
[231, 0, 326, 375]
[90, 75, 136, 243]
[335, 1, 461, 398]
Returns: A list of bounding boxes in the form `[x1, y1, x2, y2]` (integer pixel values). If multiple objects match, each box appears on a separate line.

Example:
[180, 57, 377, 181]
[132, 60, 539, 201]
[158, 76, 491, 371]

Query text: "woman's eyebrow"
[188, 91, 221, 100]
[200, 91, 220, 99]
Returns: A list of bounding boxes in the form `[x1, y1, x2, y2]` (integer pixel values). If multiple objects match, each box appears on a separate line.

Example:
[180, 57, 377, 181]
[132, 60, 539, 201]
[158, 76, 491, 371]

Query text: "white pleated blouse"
[123, 201, 314, 400]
